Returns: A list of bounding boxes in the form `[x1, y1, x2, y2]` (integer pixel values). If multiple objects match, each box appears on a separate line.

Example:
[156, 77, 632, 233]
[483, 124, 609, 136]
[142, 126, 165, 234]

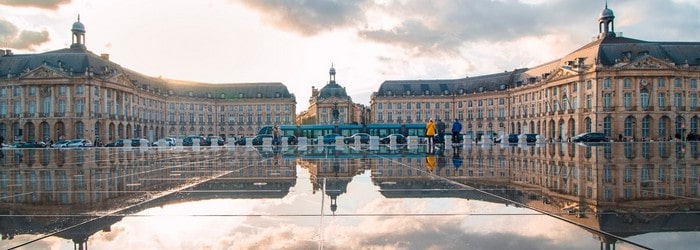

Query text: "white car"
[66, 139, 93, 147]
[152, 138, 176, 146]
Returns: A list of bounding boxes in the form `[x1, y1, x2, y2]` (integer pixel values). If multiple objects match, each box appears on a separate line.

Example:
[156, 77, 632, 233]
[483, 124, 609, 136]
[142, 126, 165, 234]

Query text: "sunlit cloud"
[0, 18, 50, 50]
[0, 0, 71, 10]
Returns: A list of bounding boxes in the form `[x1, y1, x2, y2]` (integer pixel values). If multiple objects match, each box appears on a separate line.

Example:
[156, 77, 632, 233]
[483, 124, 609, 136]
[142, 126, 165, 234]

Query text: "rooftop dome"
[318, 82, 348, 99]
[600, 4, 614, 19]
[72, 16, 85, 33]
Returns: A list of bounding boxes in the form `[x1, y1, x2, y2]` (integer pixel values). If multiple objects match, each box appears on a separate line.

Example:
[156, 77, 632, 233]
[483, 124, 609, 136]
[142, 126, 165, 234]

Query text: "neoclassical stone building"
[297, 65, 368, 125]
[371, 4, 700, 141]
[0, 18, 296, 143]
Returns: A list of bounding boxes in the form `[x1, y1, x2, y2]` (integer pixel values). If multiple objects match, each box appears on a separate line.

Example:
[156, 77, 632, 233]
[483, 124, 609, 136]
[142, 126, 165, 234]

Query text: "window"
[692, 79, 698, 89]
[415, 103, 421, 109]
[603, 93, 612, 108]
[691, 94, 698, 108]
[377, 103, 383, 110]
[675, 93, 683, 107]
[573, 82, 578, 91]
[658, 78, 666, 88]
[29, 87, 36, 96]
[623, 78, 631, 88]
[658, 93, 666, 107]
[659, 118, 667, 137]
[435, 103, 440, 109]
[586, 95, 592, 109]
[13, 87, 21, 96]
[623, 93, 631, 109]
[0, 102, 6, 115]
[604, 116, 612, 137]
[76, 100, 84, 113]
[387, 103, 392, 110]
[58, 100, 65, 113]
[0, 87, 5, 97]
[587, 80, 592, 89]
[43, 98, 51, 113]
[76, 86, 83, 95]
[640, 92, 650, 109]
[675, 78, 682, 88]
[642, 116, 650, 138]
[585, 117, 592, 132]
[624, 116, 634, 137]
[28, 100, 36, 114]
[59, 86, 66, 95]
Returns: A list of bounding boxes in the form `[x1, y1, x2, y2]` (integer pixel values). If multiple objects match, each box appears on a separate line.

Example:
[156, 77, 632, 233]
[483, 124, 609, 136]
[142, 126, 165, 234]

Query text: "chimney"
[100, 53, 110, 60]
[4, 49, 11, 56]
[0, 50, 5, 56]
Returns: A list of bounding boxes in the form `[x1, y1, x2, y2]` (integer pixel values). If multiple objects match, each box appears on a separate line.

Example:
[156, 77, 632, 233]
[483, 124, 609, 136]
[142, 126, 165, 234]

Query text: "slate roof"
[373, 69, 527, 97]
[0, 47, 294, 100]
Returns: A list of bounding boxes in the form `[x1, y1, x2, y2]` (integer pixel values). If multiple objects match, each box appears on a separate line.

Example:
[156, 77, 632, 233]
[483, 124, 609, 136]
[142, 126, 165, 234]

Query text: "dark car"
[206, 136, 225, 146]
[234, 137, 249, 145]
[507, 134, 519, 143]
[344, 133, 371, 144]
[525, 134, 538, 143]
[182, 136, 206, 146]
[572, 132, 607, 142]
[286, 135, 298, 145]
[104, 139, 124, 147]
[16, 141, 46, 148]
[321, 134, 342, 144]
[251, 134, 273, 145]
[380, 134, 407, 144]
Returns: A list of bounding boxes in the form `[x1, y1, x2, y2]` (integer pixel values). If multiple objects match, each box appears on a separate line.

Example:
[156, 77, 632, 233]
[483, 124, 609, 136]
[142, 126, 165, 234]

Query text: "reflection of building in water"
[0, 147, 296, 248]
[370, 142, 700, 248]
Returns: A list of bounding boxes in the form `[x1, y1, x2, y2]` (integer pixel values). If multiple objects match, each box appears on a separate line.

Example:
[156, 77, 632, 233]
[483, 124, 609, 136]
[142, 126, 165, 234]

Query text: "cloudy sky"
[1, 0, 699, 112]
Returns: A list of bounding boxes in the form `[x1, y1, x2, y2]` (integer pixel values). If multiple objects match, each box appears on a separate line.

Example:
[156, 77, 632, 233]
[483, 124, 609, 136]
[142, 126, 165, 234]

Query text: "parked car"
[251, 134, 273, 145]
[152, 138, 176, 146]
[234, 137, 249, 145]
[15, 141, 47, 148]
[507, 134, 519, 143]
[380, 134, 407, 144]
[525, 134, 538, 143]
[66, 139, 93, 147]
[321, 134, 342, 144]
[572, 132, 607, 143]
[206, 136, 225, 146]
[344, 133, 371, 144]
[51, 140, 70, 148]
[183, 136, 207, 146]
[130, 138, 149, 147]
[104, 139, 124, 147]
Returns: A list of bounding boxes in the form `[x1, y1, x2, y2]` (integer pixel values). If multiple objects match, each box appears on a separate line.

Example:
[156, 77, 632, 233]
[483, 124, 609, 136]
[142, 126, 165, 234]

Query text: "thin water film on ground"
[0, 142, 699, 249]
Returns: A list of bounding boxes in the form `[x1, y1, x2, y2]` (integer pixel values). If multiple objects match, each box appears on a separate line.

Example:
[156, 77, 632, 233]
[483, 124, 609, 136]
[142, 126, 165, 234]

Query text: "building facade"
[370, 5, 700, 141]
[0, 18, 296, 143]
[297, 65, 367, 125]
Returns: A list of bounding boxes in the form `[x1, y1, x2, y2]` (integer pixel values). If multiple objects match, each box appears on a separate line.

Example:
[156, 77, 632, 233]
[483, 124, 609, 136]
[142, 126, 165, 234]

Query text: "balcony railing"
[54, 112, 64, 117]
[76, 112, 83, 117]
[603, 107, 615, 112]
[12, 113, 20, 118]
[641, 106, 654, 111]
[39, 113, 49, 117]
[677, 106, 686, 111]
[624, 106, 637, 111]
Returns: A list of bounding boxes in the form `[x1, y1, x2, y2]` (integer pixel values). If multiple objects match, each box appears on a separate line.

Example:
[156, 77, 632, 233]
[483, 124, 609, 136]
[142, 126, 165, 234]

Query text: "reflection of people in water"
[426, 154, 436, 172]
[452, 154, 462, 169]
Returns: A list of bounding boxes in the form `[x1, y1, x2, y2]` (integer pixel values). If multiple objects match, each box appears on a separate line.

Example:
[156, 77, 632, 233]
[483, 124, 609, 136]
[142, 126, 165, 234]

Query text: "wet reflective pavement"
[1, 142, 699, 249]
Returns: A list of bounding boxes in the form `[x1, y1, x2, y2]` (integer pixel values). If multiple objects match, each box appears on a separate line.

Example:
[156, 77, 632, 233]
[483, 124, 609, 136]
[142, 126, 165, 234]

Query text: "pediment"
[19, 65, 67, 79]
[548, 68, 575, 81]
[621, 56, 677, 70]
[107, 73, 136, 87]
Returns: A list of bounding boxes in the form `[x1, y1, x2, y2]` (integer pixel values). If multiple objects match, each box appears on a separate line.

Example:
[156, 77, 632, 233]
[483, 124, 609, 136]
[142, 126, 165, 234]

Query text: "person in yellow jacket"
[426, 119, 436, 149]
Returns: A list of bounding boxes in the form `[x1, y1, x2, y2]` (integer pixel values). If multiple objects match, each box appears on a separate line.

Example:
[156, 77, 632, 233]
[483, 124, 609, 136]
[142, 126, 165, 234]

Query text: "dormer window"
[188, 91, 193, 97]
[275, 92, 281, 98]
[207, 93, 212, 98]
[220, 93, 226, 99]
[424, 90, 430, 95]
[443, 90, 449, 95]
[239, 93, 244, 98]
[478, 87, 484, 92]
[406, 90, 411, 95]
[458, 89, 464, 94]
[257, 92, 262, 98]
[386, 90, 392, 96]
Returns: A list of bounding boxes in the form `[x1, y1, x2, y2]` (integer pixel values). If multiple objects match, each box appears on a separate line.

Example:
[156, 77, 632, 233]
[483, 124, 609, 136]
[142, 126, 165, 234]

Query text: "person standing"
[0, 135, 4, 148]
[436, 119, 446, 143]
[426, 119, 436, 151]
[273, 125, 281, 145]
[451, 119, 462, 143]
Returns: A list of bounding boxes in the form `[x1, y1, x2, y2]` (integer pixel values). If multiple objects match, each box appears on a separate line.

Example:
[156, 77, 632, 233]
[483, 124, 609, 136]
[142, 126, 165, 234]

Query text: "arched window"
[585, 117, 592, 133]
[603, 116, 613, 137]
[624, 116, 634, 137]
